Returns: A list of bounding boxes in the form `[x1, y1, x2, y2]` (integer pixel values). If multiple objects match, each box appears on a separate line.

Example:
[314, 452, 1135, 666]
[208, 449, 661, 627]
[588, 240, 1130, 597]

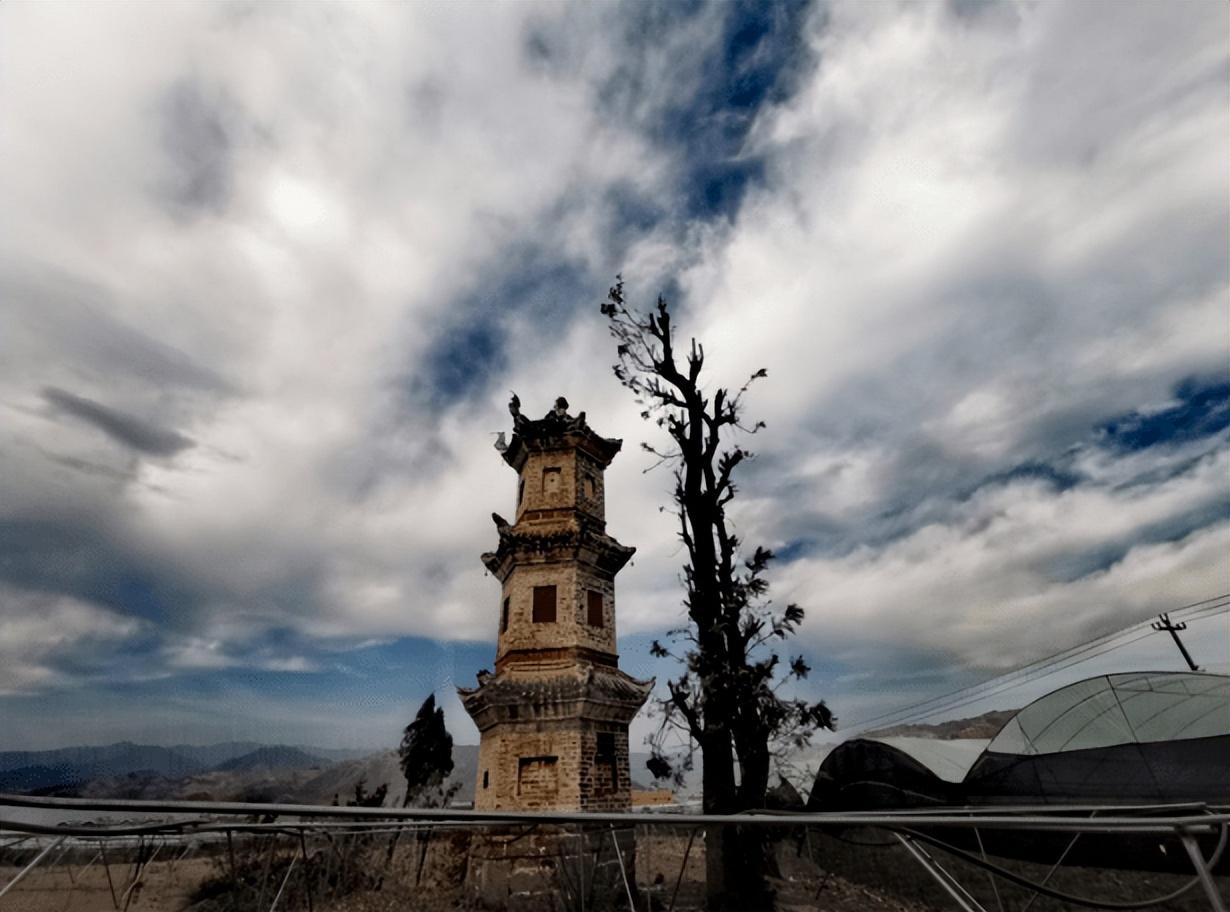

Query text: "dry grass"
[1, 832, 927, 912]
[0, 856, 213, 912]
[12, 829, 1215, 911]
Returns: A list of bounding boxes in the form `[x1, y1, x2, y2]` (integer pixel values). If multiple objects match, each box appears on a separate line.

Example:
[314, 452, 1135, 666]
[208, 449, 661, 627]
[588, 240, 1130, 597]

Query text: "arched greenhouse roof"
[874, 737, 990, 783]
[985, 671, 1230, 757]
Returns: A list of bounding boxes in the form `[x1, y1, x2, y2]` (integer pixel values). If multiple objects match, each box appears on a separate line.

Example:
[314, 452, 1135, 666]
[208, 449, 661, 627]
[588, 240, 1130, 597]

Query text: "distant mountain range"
[0, 738, 676, 803]
[1, 723, 1009, 804]
[0, 740, 368, 794]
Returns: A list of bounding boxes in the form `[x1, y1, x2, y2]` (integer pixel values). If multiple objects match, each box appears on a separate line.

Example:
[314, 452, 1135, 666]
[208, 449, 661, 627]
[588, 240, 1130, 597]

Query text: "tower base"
[467, 825, 639, 911]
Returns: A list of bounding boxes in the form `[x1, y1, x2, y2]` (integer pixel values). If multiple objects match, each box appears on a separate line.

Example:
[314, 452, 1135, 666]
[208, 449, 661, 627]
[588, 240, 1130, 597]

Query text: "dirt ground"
[0, 856, 214, 912]
[7, 830, 1220, 911]
[0, 834, 926, 912]
[636, 829, 924, 911]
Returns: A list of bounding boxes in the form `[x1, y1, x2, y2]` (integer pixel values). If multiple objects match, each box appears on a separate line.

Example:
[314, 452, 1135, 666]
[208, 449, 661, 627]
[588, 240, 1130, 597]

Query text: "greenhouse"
[810, 671, 1230, 811]
[964, 671, 1230, 805]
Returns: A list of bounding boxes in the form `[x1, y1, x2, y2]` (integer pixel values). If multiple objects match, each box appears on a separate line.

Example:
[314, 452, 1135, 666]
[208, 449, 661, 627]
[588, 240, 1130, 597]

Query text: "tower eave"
[459, 670, 654, 732]
[502, 426, 623, 473]
[482, 527, 635, 578]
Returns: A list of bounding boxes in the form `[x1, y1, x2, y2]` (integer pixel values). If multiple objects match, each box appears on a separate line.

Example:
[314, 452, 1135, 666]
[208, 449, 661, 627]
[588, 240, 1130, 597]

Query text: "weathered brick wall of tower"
[459, 397, 651, 813]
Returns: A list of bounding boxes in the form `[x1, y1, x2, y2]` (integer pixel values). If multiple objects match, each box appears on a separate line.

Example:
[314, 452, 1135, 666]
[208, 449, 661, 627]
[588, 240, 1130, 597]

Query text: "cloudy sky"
[1, 1, 1227, 753]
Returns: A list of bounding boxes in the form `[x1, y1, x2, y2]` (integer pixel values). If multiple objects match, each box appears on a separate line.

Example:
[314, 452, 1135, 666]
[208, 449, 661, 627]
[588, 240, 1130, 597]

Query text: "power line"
[848, 617, 1152, 731]
[900, 628, 1158, 726]
[855, 602, 1229, 732]
[870, 627, 1159, 732]
[862, 603, 1229, 732]
[1169, 592, 1230, 612]
[1172, 597, 1230, 623]
[853, 594, 1229, 730]
[844, 593, 1229, 733]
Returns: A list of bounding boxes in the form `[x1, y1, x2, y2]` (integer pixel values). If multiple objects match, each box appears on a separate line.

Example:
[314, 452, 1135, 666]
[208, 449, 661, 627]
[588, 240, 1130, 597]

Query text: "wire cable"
[898, 602, 1230, 728]
[861, 593, 1228, 730]
[899, 628, 1158, 727]
[855, 627, 1155, 733]
[846, 594, 1229, 732]
[849, 624, 1151, 731]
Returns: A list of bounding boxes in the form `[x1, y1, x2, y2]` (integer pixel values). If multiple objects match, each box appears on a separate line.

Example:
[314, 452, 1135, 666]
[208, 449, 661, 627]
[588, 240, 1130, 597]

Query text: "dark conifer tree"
[398, 694, 455, 807]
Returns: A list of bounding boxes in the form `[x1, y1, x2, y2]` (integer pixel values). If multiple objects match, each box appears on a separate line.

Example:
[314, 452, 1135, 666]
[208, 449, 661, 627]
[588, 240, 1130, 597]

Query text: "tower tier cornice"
[481, 522, 634, 581]
[459, 667, 654, 732]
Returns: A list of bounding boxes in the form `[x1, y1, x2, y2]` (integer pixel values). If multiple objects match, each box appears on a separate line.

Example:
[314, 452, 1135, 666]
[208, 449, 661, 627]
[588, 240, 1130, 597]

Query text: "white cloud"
[0, 588, 142, 695]
[683, 0, 1226, 449]
[776, 450, 1230, 670]
[651, 0, 1229, 676]
[0, 2, 688, 672]
[0, 0, 1225, 738]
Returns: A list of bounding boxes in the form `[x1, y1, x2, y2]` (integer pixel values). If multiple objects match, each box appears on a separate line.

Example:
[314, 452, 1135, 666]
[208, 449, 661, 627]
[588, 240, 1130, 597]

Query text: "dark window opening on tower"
[596, 732, 616, 759]
[594, 733, 618, 795]
[483, 770, 489, 789]
[501, 597, 510, 632]
[587, 590, 604, 627]
[532, 585, 556, 623]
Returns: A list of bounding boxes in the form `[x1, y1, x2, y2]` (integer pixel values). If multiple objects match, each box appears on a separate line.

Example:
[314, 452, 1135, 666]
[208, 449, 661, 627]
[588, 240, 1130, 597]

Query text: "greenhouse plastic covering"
[811, 672, 1230, 812]
[876, 737, 990, 783]
[985, 672, 1230, 756]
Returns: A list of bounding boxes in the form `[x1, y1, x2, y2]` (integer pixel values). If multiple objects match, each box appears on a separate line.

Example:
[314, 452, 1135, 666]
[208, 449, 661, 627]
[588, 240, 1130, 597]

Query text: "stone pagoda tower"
[460, 396, 652, 812]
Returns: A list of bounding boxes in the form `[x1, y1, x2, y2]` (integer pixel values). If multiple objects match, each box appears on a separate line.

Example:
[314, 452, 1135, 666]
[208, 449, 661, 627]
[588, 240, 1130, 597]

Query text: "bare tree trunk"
[741, 745, 779, 882]
[701, 726, 736, 912]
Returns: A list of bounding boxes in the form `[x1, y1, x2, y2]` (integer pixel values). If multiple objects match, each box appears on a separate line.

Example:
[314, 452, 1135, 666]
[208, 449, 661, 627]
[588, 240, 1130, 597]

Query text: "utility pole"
[1151, 613, 1200, 672]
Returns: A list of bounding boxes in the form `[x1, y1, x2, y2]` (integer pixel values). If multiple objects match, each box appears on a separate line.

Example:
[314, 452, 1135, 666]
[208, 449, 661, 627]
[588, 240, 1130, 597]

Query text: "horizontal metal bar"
[0, 792, 1225, 836]
[805, 801, 1224, 817]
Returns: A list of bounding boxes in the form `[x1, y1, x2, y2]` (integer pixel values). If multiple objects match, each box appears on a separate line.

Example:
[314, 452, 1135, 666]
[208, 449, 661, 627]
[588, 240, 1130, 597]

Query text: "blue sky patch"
[674, 0, 814, 220]
[418, 320, 507, 406]
[1100, 378, 1230, 452]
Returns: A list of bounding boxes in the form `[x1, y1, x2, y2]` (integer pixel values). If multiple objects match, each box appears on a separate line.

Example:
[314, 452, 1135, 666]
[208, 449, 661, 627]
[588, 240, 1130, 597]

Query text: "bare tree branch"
[601, 278, 836, 843]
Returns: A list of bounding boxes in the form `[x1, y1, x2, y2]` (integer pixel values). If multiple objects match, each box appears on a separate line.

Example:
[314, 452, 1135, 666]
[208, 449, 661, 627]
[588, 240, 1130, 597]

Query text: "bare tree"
[602, 278, 834, 910]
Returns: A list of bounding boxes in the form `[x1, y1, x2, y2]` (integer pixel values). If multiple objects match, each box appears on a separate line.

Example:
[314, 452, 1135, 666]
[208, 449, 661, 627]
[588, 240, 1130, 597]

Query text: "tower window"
[587, 590, 604, 628]
[596, 732, 616, 759]
[594, 734, 618, 795]
[583, 476, 596, 499]
[501, 597, 510, 632]
[542, 466, 562, 500]
[517, 755, 559, 799]
[532, 585, 556, 623]
[483, 770, 489, 789]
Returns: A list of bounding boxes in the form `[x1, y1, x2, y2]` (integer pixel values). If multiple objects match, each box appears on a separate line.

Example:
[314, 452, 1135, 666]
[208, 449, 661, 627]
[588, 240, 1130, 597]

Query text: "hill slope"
[215, 746, 328, 773]
[865, 708, 1017, 740]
